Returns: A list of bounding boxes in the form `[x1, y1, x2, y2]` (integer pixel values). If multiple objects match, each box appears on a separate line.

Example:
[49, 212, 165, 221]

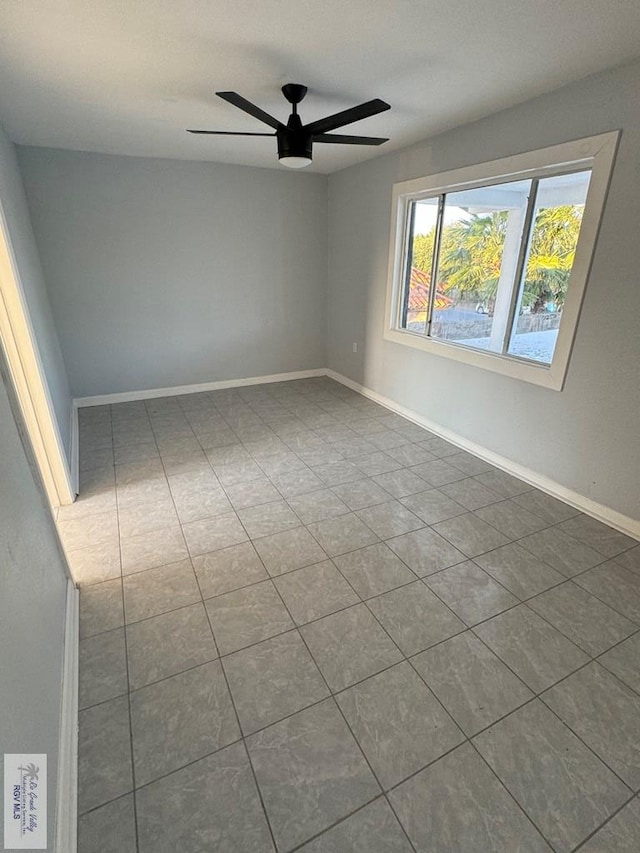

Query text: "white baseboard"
[69, 401, 79, 496]
[327, 369, 640, 541]
[55, 579, 79, 853]
[74, 368, 327, 408]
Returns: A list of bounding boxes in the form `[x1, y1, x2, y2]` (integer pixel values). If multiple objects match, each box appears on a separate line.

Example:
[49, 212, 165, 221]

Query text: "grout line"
[108, 405, 142, 853]
[190, 532, 281, 852]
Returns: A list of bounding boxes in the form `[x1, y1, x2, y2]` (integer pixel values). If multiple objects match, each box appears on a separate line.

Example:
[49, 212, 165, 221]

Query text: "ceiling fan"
[187, 84, 390, 168]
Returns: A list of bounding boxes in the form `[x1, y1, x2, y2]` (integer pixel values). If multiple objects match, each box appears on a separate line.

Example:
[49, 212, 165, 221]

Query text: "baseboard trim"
[69, 401, 79, 496]
[55, 579, 79, 853]
[74, 368, 327, 408]
[327, 369, 640, 541]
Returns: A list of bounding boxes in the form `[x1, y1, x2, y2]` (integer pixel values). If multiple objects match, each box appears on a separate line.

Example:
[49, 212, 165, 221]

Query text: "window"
[384, 132, 619, 390]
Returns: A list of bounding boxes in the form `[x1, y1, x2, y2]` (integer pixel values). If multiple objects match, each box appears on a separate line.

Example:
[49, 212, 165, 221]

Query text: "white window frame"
[383, 131, 620, 390]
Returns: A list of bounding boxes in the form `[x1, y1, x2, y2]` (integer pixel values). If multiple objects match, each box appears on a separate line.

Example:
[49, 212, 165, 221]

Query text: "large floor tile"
[439, 477, 503, 511]
[170, 482, 233, 524]
[58, 510, 119, 552]
[307, 513, 379, 556]
[117, 497, 179, 538]
[334, 543, 416, 599]
[269, 468, 325, 497]
[368, 581, 465, 656]
[120, 524, 188, 575]
[223, 631, 329, 734]
[247, 699, 380, 852]
[78, 695, 133, 814]
[386, 527, 467, 576]
[575, 561, 640, 622]
[274, 560, 359, 624]
[528, 581, 637, 656]
[77, 794, 136, 853]
[337, 662, 463, 789]
[331, 478, 390, 511]
[543, 662, 640, 789]
[123, 559, 200, 623]
[310, 460, 365, 488]
[224, 477, 281, 510]
[67, 539, 122, 585]
[447, 451, 494, 476]
[474, 499, 549, 539]
[286, 487, 350, 523]
[238, 500, 301, 539]
[79, 627, 128, 709]
[352, 450, 402, 477]
[356, 500, 424, 539]
[297, 798, 412, 853]
[511, 488, 581, 524]
[389, 743, 551, 853]
[518, 527, 605, 577]
[387, 442, 436, 466]
[136, 742, 274, 853]
[615, 545, 640, 574]
[213, 459, 265, 487]
[253, 526, 327, 576]
[410, 459, 468, 487]
[192, 541, 268, 597]
[599, 632, 640, 693]
[557, 514, 638, 558]
[473, 469, 531, 497]
[413, 631, 533, 736]
[371, 468, 430, 499]
[578, 797, 640, 852]
[126, 602, 217, 689]
[426, 560, 518, 625]
[400, 488, 467, 524]
[205, 580, 294, 654]
[432, 513, 510, 557]
[474, 604, 588, 692]
[474, 700, 630, 853]
[301, 604, 403, 691]
[474, 542, 564, 599]
[79, 579, 124, 638]
[182, 511, 248, 556]
[130, 660, 239, 785]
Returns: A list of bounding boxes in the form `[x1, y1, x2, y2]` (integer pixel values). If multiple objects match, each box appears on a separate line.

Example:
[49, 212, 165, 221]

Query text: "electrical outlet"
[352, 342, 358, 353]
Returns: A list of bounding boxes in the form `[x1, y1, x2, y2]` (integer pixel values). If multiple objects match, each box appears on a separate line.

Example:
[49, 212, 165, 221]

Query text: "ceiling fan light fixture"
[279, 155, 313, 168]
[277, 127, 313, 168]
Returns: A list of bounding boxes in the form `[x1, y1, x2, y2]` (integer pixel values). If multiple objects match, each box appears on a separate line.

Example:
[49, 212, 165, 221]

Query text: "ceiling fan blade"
[313, 133, 388, 146]
[304, 98, 390, 135]
[216, 91, 282, 130]
[187, 130, 275, 136]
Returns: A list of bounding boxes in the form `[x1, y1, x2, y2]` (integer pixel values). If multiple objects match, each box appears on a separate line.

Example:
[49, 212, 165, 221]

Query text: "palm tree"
[521, 205, 583, 312]
[411, 205, 584, 312]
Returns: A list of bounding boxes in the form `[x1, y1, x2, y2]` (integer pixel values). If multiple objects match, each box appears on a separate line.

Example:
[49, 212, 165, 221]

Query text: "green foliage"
[410, 204, 584, 312]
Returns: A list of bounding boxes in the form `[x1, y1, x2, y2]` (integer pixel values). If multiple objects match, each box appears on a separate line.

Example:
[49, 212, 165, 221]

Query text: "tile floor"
[59, 377, 640, 853]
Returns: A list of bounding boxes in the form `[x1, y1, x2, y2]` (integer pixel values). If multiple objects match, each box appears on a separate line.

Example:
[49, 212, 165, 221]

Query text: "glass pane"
[401, 197, 440, 333]
[508, 170, 591, 364]
[431, 179, 532, 352]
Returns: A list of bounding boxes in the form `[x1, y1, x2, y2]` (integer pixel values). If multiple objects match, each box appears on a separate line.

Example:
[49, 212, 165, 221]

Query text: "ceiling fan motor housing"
[277, 112, 313, 161]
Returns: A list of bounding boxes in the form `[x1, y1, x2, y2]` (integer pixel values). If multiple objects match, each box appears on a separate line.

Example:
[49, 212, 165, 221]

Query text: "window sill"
[383, 326, 567, 390]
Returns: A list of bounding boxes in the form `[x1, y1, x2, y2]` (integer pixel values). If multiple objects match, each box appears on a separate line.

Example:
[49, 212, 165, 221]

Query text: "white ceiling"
[1, 0, 640, 174]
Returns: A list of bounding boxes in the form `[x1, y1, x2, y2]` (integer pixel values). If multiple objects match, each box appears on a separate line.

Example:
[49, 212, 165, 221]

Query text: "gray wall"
[18, 149, 328, 398]
[327, 59, 640, 521]
[0, 349, 70, 851]
[0, 124, 72, 462]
